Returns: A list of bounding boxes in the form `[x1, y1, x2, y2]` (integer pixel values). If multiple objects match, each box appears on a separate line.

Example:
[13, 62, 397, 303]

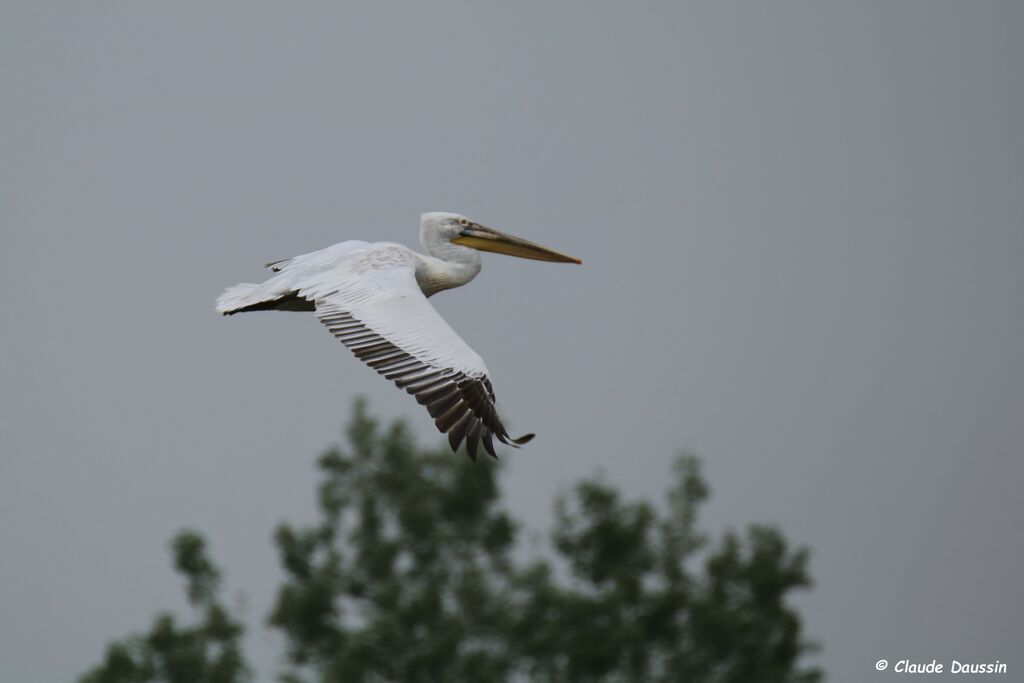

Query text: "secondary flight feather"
[216, 212, 581, 460]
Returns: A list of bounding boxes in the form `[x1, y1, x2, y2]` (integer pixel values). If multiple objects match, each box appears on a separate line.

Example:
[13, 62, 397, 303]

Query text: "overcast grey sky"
[2, 3, 1022, 681]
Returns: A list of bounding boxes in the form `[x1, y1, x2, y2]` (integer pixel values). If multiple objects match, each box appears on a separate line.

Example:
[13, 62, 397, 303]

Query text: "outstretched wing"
[296, 247, 533, 459]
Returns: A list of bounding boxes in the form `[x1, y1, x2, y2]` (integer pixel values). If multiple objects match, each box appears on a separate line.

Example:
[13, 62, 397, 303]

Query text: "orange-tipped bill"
[452, 225, 582, 264]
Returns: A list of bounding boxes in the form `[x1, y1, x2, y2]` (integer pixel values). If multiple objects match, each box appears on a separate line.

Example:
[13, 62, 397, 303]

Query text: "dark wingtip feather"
[512, 433, 535, 445]
[465, 423, 482, 462]
[448, 430, 464, 454]
[447, 411, 474, 454]
[482, 431, 497, 459]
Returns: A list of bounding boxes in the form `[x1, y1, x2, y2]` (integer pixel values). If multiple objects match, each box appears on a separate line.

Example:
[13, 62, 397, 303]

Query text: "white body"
[217, 239, 486, 373]
[216, 213, 536, 459]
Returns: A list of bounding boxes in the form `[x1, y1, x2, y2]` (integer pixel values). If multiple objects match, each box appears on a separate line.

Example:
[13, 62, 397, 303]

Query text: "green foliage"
[268, 399, 519, 682]
[79, 532, 248, 683]
[81, 399, 823, 683]
[507, 458, 819, 683]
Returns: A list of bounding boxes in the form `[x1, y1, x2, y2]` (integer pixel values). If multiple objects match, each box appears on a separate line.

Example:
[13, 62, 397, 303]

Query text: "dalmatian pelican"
[216, 212, 581, 460]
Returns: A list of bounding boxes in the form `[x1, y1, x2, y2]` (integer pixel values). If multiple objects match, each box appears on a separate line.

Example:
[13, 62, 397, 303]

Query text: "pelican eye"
[458, 218, 470, 227]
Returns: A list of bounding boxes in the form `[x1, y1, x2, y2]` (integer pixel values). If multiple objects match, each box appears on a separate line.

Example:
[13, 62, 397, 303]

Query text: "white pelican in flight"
[216, 212, 581, 460]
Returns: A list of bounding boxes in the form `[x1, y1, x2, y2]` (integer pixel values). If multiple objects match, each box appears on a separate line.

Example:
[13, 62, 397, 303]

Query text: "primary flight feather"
[216, 212, 581, 460]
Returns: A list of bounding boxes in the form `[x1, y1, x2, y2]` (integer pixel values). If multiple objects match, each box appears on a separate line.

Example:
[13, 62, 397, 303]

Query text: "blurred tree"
[81, 400, 822, 683]
[79, 532, 248, 683]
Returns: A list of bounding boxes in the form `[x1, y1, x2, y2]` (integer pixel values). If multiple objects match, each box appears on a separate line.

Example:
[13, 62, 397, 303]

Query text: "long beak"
[451, 225, 582, 264]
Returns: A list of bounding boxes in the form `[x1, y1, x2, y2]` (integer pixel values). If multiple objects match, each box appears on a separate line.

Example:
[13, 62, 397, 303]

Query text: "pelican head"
[420, 212, 582, 265]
